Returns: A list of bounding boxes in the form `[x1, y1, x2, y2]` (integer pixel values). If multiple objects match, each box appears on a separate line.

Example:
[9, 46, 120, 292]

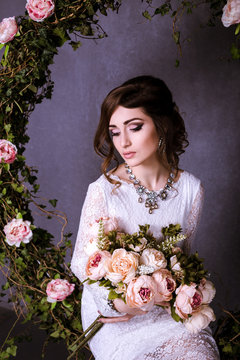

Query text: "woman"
[71, 76, 219, 359]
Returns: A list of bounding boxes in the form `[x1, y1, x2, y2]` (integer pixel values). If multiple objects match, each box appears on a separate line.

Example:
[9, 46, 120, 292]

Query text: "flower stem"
[67, 315, 104, 359]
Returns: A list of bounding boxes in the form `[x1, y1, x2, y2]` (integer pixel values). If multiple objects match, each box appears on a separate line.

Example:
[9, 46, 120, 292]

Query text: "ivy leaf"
[16, 212, 23, 219]
[50, 330, 60, 338]
[108, 290, 119, 300]
[142, 10, 152, 21]
[51, 302, 57, 310]
[49, 199, 58, 207]
[69, 41, 82, 51]
[173, 31, 180, 45]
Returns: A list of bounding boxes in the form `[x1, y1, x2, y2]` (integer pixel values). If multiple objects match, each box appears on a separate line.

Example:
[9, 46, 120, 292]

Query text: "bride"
[71, 76, 219, 359]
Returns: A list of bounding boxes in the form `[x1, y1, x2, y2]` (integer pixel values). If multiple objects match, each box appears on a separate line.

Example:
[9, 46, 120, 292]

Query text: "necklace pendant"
[138, 197, 143, 203]
[160, 190, 168, 200]
[149, 208, 153, 214]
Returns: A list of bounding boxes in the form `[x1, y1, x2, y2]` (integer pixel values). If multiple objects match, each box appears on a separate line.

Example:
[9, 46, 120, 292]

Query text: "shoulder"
[179, 170, 203, 200]
[87, 174, 114, 195]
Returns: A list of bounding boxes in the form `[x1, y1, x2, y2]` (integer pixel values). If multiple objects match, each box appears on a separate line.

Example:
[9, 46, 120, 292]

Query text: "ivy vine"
[0, 0, 239, 359]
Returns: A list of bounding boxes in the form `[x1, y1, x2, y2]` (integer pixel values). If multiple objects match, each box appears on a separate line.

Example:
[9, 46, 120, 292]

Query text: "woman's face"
[109, 106, 160, 167]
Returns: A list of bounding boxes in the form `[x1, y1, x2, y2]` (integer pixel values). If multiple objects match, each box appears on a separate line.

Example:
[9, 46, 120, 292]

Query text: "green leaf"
[173, 31, 180, 45]
[28, 84, 38, 93]
[142, 10, 152, 21]
[2, 188, 6, 195]
[62, 300, 72, 308]
[51, 302, 57, 310]
[49, 199, 58, 207]
[69, 41, 82, 51]
[16, 212, 23, 219]
[108, 290, 119, 300]
[50, 330, 60, 338]
[54, 273, 60, 279]
[4, 124, 11, 133]
[0, 43, 4, 50]
[235, 24, 240, 36]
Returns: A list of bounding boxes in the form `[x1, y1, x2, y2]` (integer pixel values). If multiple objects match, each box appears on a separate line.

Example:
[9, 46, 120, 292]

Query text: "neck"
[127, 159, 170, 191]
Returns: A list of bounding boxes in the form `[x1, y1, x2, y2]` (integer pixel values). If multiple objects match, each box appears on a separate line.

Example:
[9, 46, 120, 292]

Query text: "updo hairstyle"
[94, 75, 189, 184]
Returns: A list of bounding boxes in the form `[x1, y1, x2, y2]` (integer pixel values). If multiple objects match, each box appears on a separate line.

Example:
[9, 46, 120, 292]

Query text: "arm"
[71, 182, 120, 317]
[182, 184, 204, 254]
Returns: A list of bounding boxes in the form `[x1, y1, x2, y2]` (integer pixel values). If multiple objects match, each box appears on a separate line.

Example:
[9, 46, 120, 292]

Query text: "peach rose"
[140, 248, 167, 271]
[0, 140, 17, 164]
[174, 283, 203, 319]
[129, 237, 147, 252]
[86, 250, 111, 280]
[0, 17, 18, 44]
[46, 279, 75, 303]
[126, 275, 157, 311]
[198, 278, 216, 304]
[26, 0, 55, 22]
[105, 249, 139, 284]
[4, 218, 32, 247]
[184, 305, 216, 333]
[222, 0, 240, 27]
[152, 269, 176, 304]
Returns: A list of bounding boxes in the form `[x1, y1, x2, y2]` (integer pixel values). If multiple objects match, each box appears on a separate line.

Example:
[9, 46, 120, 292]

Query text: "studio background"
[1, 0, 239, 323]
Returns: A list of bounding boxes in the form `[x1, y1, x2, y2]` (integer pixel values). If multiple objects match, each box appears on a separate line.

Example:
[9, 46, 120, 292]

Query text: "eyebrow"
[109, 118, 144, 128]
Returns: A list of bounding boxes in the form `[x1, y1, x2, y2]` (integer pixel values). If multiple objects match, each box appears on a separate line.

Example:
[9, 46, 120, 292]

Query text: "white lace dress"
[71, 170, 219, 360]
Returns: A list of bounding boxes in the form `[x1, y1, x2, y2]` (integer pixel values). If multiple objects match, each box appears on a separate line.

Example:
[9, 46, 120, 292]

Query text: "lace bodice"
[71, 171, 219, 360]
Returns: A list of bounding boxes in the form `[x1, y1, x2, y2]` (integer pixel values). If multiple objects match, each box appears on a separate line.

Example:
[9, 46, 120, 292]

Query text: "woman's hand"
[98, 298, 148, 323]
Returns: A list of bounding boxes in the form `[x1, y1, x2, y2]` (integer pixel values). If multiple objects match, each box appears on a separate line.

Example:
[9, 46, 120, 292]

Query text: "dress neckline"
[109, 170, 185, 192]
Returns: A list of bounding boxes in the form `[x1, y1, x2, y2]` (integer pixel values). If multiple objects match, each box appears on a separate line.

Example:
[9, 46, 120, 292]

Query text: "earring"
[158, 137, 163, 149]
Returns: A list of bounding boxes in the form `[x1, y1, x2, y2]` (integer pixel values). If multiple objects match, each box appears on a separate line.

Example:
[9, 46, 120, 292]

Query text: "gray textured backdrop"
[1, 0, 239, 318]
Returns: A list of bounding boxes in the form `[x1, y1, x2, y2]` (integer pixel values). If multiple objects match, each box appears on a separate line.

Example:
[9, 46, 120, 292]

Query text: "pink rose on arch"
[0, 17, 18, 44]
[26, 0, 55, 23]
[152, 268, 176, 304]
[126, 275, 157, 311]
[221, 0, 240, 27]
[86, 250, 111, 281]
[4, 218, 33, 247]
[0, 140, 17, 164]
[46, 279, 75, 303]
[174, 283, 203, 320]
[198, 278, 216, 304]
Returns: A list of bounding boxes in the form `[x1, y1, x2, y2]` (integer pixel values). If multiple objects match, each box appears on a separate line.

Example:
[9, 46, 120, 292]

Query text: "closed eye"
[130, 124, 143, 132]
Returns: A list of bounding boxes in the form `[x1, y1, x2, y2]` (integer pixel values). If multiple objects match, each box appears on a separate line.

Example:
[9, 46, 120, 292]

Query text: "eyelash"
[110, 124, 143, 137]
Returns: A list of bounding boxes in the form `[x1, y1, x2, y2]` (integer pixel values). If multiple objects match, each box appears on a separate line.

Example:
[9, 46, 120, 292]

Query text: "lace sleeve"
[70, 182, 120, 316]
[182, 184, 204, 254]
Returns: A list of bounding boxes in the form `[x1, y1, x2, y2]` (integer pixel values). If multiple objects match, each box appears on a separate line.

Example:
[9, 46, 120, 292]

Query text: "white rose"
[198, 279, 216, 304]
[83, 238, 99, 256]
[184, 305, 216, 333]
[140, 248, 167, 271]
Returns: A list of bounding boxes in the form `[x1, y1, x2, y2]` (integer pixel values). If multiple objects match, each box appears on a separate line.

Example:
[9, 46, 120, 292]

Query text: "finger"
[98, 314, 134, 323]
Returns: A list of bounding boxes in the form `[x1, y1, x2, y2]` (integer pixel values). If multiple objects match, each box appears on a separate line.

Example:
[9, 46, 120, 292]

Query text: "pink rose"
[4, 218, 33, 247]
[126, 275, 157, 311]
[140, 248, 167, 271]
[83, 237, 99, 256]
[174, 283, 203, 319]
[184, 305, 216, 333]
[26, 0, 55, 22]
[104, 248, 139, 284]
[0, 17, 18, 44]
[46, 279, 75, 303]
[222, 0, 240, 27]
[152, 269, 176, 304]
[86, 250, 111, 280]
[0, 140, 17, 164]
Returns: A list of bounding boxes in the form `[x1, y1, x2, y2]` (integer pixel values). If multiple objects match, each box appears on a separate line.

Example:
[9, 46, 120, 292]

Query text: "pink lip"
[123, 152, 136, 159]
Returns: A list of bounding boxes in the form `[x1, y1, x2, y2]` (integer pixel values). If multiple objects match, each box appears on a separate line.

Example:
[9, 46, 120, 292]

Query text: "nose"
[120, 131, 131, 148]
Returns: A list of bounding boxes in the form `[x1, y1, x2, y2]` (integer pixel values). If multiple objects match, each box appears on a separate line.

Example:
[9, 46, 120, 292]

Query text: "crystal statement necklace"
[125, 163, 175, 214]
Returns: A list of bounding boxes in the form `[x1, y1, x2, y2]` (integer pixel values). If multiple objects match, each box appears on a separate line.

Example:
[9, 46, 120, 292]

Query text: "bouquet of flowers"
[69, 217, 216, 358]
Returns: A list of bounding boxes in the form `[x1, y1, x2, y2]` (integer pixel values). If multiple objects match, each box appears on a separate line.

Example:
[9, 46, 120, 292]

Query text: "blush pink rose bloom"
[0, 140, 17, 164]
[152, 269, 176, 304]
[126, 275, 157, 311]
[26, 0, 55, 22]
[140, 248, 167, 271]
[46, 279, 75, 303]
[104, 248, 139, 284]
[0, 17, 18, 44]
[174, 283, 203, 319]
[222, 0, 240, 27]
[184, 305, 216, 333]
[86, 250, 111, 281]
[198, 278, 216, 304]
[4, 218, 32, 247]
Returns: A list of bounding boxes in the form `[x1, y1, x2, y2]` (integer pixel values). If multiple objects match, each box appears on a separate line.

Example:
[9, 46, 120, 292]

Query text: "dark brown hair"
[94, 75, 189, 184]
